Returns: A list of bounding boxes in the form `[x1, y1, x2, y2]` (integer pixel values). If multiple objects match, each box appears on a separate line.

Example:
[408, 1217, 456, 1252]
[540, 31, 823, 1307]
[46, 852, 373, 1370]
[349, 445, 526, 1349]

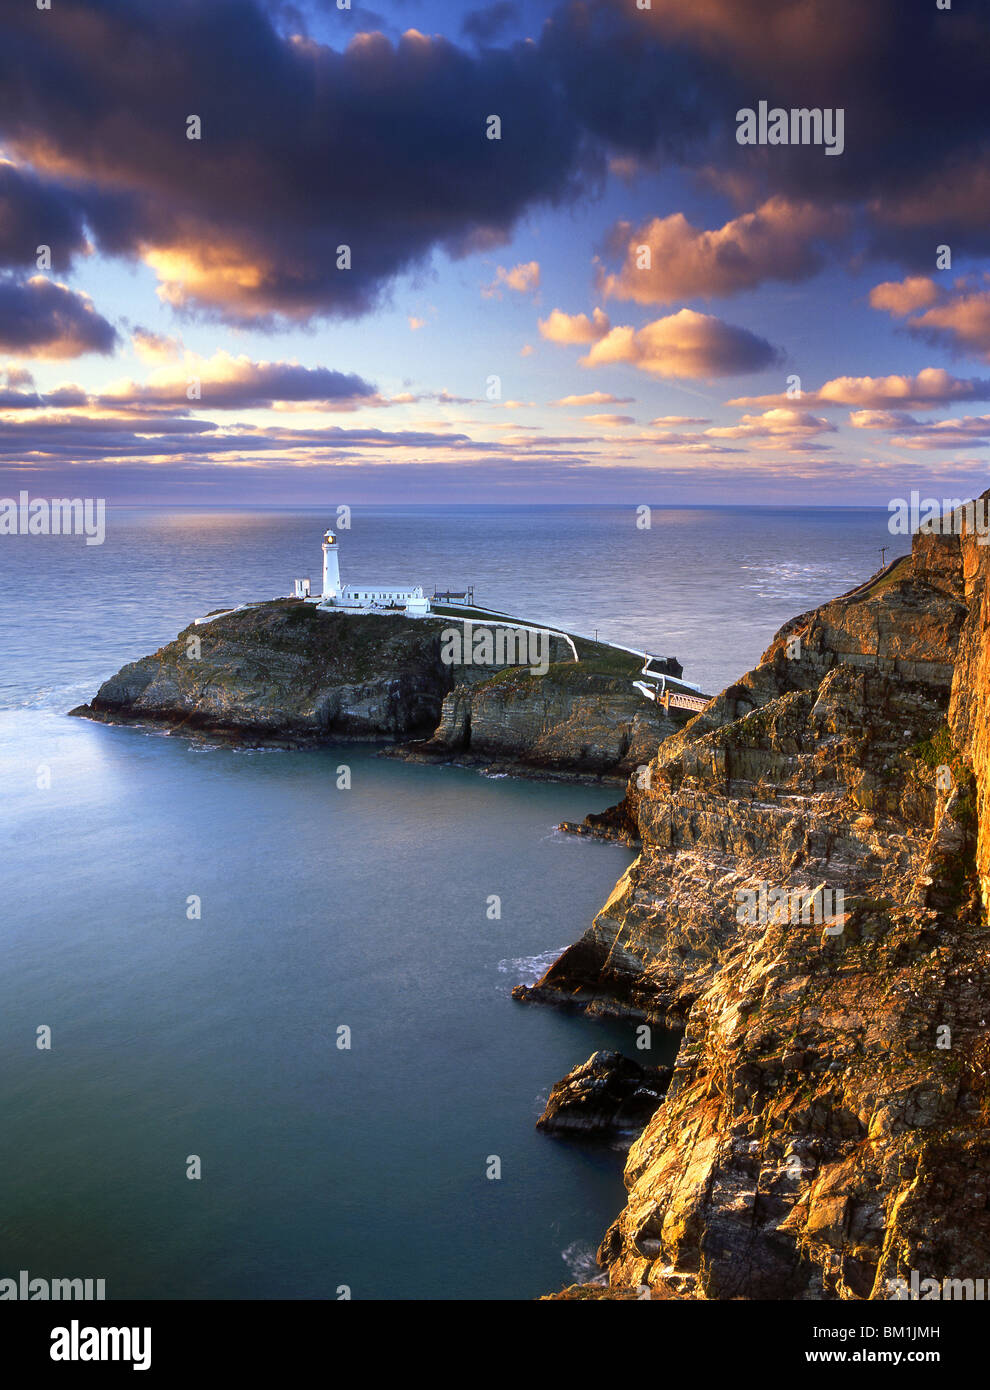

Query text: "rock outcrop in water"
[522, 498, 990, 1300]
[537, 1050, 672, 1142]
[70, 599, 691, 777]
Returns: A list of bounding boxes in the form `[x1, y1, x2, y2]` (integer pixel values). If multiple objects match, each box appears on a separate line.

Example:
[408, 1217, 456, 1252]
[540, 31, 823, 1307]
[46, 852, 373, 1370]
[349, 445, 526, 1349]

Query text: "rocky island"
[69, 600, 693, 781]
[521, 497, 990, 1300]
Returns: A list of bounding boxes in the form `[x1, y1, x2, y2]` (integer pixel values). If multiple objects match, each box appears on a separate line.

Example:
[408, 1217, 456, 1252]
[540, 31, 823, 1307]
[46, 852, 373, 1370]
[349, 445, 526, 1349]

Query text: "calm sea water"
[0, 505, 905, 1299]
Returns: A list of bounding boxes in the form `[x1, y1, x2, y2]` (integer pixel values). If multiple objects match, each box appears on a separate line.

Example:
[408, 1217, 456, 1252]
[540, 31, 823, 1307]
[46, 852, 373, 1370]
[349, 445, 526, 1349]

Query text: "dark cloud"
[0, 388, 44, 408]
[0, 163, 91, 271]
[0, 274, 117, 357]
[1, 0, 987, 331]
[542, 0, 990, 264]
[97, 356, 378, 410]
[0, 414, 486, 463]
[462, 3, 519, 45]
[0, 0, 590, 323]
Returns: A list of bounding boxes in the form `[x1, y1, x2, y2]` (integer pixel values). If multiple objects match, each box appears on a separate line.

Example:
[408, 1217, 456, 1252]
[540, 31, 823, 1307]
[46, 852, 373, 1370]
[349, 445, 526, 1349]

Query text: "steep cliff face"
[949, 525, 990, 912]
[528, 510, 990, 1299]
[409, 666, 688, 780]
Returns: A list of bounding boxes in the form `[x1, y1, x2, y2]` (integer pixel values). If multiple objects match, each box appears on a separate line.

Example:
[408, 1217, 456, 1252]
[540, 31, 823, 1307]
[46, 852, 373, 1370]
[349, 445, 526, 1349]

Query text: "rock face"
[71, 601, 458, 741]
[406, 666, 688, 780]
[527, 501, 990, 1300]
[537, 1051, 672, 1142]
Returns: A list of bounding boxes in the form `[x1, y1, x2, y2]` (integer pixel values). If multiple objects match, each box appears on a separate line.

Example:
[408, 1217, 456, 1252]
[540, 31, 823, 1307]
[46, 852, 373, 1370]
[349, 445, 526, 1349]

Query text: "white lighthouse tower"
[322, 528, 341, 599]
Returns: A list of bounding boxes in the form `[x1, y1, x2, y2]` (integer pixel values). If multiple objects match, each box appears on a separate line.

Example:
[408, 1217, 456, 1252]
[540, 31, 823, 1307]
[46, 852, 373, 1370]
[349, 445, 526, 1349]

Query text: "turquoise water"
[0, 505, 904, 1299]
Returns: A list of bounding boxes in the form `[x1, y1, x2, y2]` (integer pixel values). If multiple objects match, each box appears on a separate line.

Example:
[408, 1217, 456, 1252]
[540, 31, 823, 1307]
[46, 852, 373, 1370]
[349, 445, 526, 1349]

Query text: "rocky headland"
[69, 599, 692, 780]
[520, 498, 990, 1300]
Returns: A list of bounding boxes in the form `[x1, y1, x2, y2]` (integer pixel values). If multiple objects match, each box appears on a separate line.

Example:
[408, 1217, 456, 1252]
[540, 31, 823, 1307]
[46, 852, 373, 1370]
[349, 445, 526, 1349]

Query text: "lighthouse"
[322, 528, 341, 599]
[312, 525, 432, 615]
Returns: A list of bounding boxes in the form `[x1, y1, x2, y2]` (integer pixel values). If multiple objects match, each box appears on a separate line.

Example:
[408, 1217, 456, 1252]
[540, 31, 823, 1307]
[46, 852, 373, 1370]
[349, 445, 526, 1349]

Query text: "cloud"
[462, 3, 520, 46]
[599, 198, 848, 304]
[3, 0, 990, 337]
[4, 365, 35, 388]
[581, 413, 635, 425]
[538, 307, 611, 344]
[729, 368, 990, 411]
[868, 276, 940, 318]
[483, 260, 541, 297]
[580, 308, 782, 379]
[0, 161, 91, 271]
[648, 414, 710, 425]
[97, 351, 377, 410]
[870, 273, 990, 360]
[705, 407, 837, 441]
[389, 389, 476, 407]
[131, 328, 183, 364]
[0, 274, 117, 358]
[849, 409, 990, 450]
[550, 391, 634, 406]
[408, 316, 426, 331]
[541, 0, 990, 266]
[0, 6, 589, 324]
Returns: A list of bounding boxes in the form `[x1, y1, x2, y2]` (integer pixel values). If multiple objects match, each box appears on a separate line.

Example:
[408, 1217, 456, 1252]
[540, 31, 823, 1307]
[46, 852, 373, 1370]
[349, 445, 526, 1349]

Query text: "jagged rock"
[537, 1051, 672, 1140]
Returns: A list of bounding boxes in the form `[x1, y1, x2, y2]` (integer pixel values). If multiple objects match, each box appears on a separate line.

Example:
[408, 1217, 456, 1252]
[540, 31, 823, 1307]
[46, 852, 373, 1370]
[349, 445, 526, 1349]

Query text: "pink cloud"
[600, 197, 848, 304]
[580, 308, 780, 379]
[551, 391, 635, 407]
[483, 260, 541, 298]
[538, 307, 611, 344]
[868, 276, 939, 317]
[730, 367, 990, 411]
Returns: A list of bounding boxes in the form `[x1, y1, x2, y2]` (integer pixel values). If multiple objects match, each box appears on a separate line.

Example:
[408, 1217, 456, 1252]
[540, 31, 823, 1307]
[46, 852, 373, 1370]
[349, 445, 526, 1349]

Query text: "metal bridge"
[633, 659, 712, 714]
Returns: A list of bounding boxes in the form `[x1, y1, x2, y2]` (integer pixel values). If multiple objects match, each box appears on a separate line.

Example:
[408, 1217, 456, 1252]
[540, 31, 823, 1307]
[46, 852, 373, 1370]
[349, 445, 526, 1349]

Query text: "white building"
[313, 528, 432, 617]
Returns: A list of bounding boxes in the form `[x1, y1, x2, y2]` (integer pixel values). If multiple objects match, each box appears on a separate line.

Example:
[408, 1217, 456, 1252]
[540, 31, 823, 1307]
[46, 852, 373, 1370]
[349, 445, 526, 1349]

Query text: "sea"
[0, 504, 908, 1300]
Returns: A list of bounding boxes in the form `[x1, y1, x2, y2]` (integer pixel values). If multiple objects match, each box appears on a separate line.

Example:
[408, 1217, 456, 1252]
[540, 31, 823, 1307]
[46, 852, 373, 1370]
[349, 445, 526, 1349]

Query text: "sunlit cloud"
[538, 307, 611, 344]
[730, 367, 990, 411]
[483, 260, 540, 297]
[580, 309, 781, 380]
[599, 198, 847, 305]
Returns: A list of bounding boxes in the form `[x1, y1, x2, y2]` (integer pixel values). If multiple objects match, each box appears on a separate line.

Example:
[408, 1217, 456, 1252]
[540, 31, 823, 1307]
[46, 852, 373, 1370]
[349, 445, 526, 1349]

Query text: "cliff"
[394, 659, 690, 781]
[522, 500, 990, 1299]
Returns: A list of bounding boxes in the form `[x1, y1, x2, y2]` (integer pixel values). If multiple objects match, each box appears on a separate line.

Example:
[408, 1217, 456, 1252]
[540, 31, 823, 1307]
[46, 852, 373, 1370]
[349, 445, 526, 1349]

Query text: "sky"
[1, 0, 989, 505]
